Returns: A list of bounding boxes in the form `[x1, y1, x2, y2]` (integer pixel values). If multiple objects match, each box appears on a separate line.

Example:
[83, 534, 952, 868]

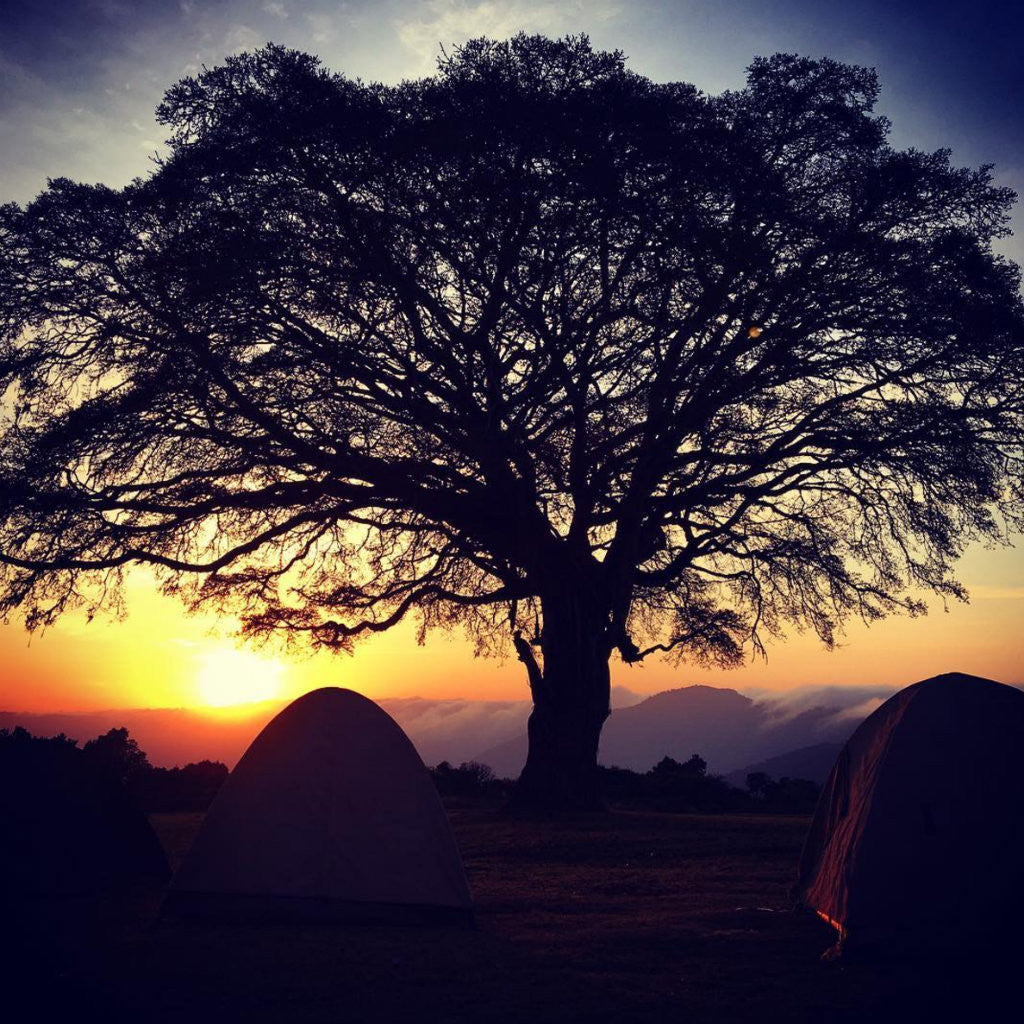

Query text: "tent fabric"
[0, 737, 170, 896]
[795, 672, 1024, 954]
[166, 687, 473, 925]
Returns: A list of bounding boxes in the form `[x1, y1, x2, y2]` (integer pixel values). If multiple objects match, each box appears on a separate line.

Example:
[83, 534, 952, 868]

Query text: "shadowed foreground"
[6, 810, 1015, 1022]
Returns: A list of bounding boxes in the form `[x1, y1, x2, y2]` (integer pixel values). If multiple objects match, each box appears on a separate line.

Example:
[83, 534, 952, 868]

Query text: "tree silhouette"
[746, 772, 771, 799]
[1, 36, 1022, 811]
[81, 726, 151, 786]
[651, 754, 707, 778]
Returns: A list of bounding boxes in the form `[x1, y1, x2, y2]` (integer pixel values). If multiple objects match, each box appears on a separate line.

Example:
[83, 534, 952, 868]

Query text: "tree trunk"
[507, 584, 612, 815]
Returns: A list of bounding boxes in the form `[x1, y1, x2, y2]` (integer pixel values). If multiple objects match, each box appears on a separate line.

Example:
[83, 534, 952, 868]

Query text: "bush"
[430, 761, 511, 803]
[600, 755, 748, 813]
[130, 760, 230, 812]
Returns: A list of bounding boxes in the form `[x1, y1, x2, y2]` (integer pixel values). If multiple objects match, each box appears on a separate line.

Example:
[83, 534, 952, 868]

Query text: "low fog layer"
[0, 681, 915, 778]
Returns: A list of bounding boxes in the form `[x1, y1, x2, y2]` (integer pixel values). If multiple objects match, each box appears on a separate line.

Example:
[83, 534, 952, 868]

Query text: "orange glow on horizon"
[0, 543, 1021, 715]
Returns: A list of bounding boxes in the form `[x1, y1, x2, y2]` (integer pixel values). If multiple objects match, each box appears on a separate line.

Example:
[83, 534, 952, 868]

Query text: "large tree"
[1, 37, 1022, 811]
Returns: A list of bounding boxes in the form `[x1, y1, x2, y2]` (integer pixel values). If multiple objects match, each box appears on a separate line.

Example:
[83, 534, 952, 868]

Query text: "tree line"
[3, 723, 820, 814]
[0, 725, 228, 812]
[430, 754, 821, 814]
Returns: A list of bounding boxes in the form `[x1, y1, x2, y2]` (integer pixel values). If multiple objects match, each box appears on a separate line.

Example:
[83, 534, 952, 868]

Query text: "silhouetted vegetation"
[1, 725, 228, 812]
[430, 751, 820, 813]
[130, 759, 229, 812]
[2, 35, 1021, 815]
[82, 726, 151, 786]
[0, 726, 170, 893]
[0, 724, 78, 754]
[4, 726, 820, 814]
[430, 760, 513, 804]
[746, 771, 771, 798]
[747, 774, 821, 814]
[599, 754, 820, 813]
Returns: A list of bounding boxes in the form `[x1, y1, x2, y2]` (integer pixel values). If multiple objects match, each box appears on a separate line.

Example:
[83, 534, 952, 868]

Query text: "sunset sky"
[1, 0, 1022, 713]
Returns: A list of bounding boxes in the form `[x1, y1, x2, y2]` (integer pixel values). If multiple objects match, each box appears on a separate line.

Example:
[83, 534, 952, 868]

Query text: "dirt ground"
[5, 809, 1013, 1022]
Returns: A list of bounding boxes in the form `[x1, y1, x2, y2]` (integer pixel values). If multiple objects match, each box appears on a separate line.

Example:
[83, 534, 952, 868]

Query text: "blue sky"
[2, 1, 1022, 265]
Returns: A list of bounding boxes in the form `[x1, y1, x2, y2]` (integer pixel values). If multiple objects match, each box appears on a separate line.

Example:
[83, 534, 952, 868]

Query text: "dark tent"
[795, 672, 1024, 955]
[166, 687, 473, 925]
[0, 730, 171, 896]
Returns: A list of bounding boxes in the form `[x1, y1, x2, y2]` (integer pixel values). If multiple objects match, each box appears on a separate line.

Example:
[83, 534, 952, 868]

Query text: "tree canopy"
[2, 36, 1022, 809]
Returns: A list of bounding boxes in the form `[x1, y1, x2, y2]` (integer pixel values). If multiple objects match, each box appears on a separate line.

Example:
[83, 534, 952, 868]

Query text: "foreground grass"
[6, 810, 1011, 1022]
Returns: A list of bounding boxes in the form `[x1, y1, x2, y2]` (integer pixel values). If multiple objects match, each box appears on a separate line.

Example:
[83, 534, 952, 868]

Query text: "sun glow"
[195, 647, 287, 708]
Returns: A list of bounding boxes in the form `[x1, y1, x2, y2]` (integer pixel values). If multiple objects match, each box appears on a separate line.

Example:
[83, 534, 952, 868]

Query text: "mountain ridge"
[472, 683, 881, 777]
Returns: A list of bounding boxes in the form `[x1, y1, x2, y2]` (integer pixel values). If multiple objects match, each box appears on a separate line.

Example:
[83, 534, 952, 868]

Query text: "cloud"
[304, 9, 347, 47]
[804, 696, 887, 737]
[5, 95, 162, 202]
[826, 696, 885, 721]
[380, 695, 530, 764]
[394, 0, 621, 75]
[224, 23, 267, 53]
[751, 684, 898, 728]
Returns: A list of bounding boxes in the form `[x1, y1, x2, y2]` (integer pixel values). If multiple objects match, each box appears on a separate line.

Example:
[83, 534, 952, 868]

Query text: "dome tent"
[166, 687, 473, 925]
[795, 672, 1024, 956]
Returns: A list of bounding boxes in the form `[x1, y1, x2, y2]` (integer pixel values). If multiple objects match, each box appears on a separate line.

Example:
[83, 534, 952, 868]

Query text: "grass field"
[7, 809, 1012, 1022]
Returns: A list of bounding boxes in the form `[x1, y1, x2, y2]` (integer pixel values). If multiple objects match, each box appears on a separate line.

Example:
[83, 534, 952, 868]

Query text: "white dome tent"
[796, 672, 1024, 956]
[166, 687, 473, 925]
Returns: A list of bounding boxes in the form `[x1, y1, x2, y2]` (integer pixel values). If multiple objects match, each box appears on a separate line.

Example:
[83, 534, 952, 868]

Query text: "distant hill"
[474, 685, 883, 778]
[723, 742, 845, 788]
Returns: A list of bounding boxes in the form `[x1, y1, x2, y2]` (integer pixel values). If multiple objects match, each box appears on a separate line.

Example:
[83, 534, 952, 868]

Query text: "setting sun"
[195, 648, 287, 708]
